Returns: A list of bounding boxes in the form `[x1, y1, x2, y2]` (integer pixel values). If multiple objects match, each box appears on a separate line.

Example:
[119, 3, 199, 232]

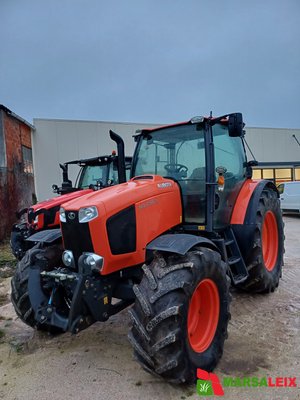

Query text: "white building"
[32, 118, 300, 201]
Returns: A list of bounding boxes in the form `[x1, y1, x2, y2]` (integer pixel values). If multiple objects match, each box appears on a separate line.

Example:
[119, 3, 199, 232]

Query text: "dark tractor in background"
[10, 131, 131, 260]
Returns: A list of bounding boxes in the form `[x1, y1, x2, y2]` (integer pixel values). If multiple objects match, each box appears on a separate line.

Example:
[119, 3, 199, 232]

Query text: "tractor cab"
[132, 113, 246, 231]
[53, 154, 132, 195]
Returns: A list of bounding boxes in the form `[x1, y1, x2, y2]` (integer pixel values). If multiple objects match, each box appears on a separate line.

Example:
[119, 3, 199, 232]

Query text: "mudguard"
[146, 233, 218, 255]
[231, 179, 278, 261]
[26, 228, 62, 243]
[10, 223, 32, 259]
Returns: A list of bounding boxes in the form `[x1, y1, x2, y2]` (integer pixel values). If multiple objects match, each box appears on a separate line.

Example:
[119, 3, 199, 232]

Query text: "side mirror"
[228, 113, 244, 137]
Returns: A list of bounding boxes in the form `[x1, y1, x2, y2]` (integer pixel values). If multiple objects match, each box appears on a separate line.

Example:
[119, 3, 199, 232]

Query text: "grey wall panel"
[32, 119, 159, 201]
[245, 127, 300, 162]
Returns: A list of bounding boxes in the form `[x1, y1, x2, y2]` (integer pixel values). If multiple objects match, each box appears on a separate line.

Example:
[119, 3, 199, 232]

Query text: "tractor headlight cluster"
[62, 250, 75, 268]
[81, 252, 104, 272]
[59, 207, 66, 222]
[78, 206, 98, 223]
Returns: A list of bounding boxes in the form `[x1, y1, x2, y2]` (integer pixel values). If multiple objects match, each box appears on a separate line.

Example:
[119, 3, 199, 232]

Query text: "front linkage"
[23, 247, 138, 334]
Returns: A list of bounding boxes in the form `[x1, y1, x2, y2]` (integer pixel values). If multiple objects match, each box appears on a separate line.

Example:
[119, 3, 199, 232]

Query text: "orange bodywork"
[30, 189, 93, 230]
[230, 179, 260, 224]
[62, 176, 182, 275]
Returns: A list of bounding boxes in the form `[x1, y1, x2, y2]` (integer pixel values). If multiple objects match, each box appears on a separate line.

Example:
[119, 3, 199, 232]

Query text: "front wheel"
[11, 244, 64, 333]
[128, 248, 231, 383]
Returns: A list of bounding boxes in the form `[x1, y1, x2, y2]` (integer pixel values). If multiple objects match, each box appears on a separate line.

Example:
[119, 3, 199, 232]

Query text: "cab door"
[212, 124, 247, 230]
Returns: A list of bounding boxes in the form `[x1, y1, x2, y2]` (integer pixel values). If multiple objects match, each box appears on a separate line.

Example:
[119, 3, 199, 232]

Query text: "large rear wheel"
[128, 247, 231, 383]
[238, 188, 284, 293]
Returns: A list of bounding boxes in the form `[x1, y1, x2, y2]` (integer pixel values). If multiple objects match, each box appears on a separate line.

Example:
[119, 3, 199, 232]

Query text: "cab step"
[224, 228, 249, 285]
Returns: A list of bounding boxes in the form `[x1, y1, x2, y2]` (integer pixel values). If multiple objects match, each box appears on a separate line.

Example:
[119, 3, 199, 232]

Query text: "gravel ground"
[0, 216, 299, 400]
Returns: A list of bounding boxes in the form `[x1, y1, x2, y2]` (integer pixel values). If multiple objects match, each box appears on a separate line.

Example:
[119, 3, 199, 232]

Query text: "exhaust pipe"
[59, 163, 73, 191]
[109, 130, 126, 183]
[60, 163, 70, 183]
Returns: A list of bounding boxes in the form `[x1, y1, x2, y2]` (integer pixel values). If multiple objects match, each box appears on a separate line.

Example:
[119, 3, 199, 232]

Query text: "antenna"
[243, 136, 257, 162]
[292, 134, 300, 147]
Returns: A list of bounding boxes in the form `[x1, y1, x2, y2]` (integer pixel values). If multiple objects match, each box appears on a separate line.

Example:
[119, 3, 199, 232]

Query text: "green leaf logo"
[197, 379, 213, 396]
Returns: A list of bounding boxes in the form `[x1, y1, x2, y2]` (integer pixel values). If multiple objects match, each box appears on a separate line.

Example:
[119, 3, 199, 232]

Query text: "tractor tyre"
[238, 188, 284, 293]
[128, 247, 231, 384]
[11, 243, 64, 333]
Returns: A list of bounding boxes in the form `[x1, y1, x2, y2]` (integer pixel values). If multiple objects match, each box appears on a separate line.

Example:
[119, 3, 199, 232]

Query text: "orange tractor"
[11, 113, 284, 383]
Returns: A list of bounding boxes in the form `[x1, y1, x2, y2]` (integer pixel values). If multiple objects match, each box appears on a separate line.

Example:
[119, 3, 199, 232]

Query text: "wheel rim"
[262, 211, 279, 271]
[187, 278, 220, 353]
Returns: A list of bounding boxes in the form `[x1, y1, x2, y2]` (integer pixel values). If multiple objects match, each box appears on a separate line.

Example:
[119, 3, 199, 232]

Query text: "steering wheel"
[164, 164, 188, 175]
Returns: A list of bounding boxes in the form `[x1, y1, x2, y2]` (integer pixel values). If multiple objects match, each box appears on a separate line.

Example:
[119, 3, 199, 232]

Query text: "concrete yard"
[0, 216, 299, 400]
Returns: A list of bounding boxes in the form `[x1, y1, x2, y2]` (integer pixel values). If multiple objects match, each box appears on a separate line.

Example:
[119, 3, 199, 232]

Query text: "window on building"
[252, 169, 262, 180]
[252, 167, 296, 185]
[262, 169, 274, 180]
[22, 146, 33, 174]
[275, 168, 292, 184]
[295, 168, 300, 181]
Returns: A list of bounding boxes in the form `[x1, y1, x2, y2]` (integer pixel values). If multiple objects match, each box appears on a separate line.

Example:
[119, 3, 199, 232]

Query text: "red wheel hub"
[262, 211, 279, 271]
[187, 279, 220, 353]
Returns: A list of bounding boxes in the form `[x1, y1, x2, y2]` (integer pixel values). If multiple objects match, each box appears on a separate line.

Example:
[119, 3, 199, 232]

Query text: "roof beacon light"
[190, 116, 205, 124]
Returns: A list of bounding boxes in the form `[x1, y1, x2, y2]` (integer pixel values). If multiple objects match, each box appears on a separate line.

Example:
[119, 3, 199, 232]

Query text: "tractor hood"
[60, 175, 182, 275]
[31, 189, 93, 213]
[27, 189, 93, 230]
[61, 176, 176, 216]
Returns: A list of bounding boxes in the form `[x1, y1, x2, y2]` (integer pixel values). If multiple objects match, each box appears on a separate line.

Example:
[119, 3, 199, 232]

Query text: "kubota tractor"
[11, 113, 284, 383]
[10, 131, 131, 260]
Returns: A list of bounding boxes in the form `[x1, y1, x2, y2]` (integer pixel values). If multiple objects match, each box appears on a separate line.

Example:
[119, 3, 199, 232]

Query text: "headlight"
[62, 250, 75, 268]
[59, 207, 66, 222]
[78, 206, 98, 223]
[80, 252, 104, 273]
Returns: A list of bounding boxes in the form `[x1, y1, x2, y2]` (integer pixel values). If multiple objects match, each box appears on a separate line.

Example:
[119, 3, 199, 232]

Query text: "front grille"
[61, 210, 94, 264]
[106, 205, 136, 255]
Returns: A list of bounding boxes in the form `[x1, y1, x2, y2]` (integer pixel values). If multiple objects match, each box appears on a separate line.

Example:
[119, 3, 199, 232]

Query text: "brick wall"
[0, 110, 35, 241]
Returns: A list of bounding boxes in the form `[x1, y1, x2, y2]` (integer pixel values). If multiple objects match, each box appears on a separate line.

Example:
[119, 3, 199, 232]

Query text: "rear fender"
[231, 179, 278, 260]
[146, 233, 219, 256]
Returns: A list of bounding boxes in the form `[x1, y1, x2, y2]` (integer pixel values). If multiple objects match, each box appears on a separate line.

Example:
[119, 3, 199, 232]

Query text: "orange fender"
[230, 179, 261, 225]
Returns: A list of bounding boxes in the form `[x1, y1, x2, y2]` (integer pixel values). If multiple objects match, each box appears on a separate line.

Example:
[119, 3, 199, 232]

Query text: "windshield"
[134, 124, 206, 224]
[134, 124, 205, 180]
[107, 159, 132, 184]
[78, 164, 109, 188]
[277, 184, 284, 194]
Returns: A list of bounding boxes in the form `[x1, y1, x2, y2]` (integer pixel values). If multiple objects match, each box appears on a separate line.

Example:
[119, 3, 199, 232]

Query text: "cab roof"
[137, 115, 230, 137]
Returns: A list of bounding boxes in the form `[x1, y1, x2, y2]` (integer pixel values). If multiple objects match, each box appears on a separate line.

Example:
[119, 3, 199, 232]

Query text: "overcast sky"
[0, 0, 299, 128]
